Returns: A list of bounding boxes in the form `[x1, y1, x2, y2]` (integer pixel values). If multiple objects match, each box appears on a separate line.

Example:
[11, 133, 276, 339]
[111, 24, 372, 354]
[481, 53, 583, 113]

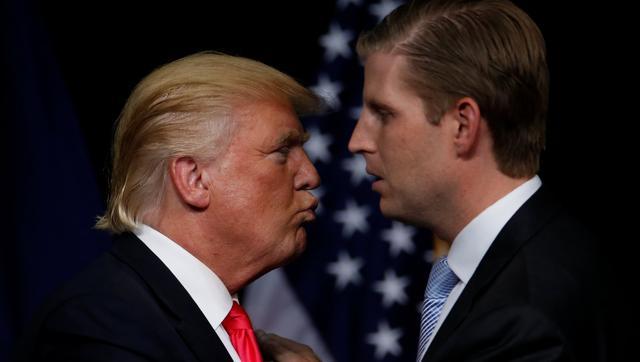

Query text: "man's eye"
[375, 109, 392, 122]
[273, 146, 292, 162]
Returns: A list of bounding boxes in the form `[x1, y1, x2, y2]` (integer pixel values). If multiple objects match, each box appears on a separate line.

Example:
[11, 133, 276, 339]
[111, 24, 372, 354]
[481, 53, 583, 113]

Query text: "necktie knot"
[424, 256, 458, 299]
[223, 302, 254, 331]
[222, 301, 263, 362]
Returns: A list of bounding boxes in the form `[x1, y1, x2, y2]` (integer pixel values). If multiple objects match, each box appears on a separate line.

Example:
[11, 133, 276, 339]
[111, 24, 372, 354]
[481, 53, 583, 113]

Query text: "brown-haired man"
[259, 1, 606, 361]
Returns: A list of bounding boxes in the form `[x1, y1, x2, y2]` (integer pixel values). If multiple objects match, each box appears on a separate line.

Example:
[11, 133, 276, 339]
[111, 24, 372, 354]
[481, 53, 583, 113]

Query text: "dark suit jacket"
[20, 233, 233, 362]
[423, 187, 606, 362]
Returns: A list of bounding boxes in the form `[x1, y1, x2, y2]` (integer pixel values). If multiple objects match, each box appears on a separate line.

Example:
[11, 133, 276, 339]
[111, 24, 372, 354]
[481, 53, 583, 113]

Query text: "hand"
[256, 330, 321, 362]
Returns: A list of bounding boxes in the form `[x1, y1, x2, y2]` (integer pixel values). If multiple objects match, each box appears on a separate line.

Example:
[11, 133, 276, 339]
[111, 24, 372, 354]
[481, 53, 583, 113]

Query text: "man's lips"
[366, 168, 382, 180]
[366, 169, 384, 192]
[371, 179, 383, 191]
[366, 169, 383, 184]
[299, 198, 319, 221]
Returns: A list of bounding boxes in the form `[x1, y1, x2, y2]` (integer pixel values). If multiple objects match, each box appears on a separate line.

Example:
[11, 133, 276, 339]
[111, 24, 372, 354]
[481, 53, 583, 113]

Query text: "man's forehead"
[230, 99, 310, 145]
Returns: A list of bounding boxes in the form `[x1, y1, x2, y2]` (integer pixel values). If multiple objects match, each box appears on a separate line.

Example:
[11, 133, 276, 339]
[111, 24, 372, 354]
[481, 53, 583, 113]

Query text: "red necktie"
[222, 301, 263, 362]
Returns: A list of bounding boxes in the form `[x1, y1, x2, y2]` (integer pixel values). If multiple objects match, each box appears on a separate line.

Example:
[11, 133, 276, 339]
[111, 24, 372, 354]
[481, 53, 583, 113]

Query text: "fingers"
[255, 330, 321, 362]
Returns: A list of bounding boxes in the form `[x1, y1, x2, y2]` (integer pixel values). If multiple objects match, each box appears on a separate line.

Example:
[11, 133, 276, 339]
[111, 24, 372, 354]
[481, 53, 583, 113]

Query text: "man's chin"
[276, 227, 309, 263]
[294, 227, 308, 253]
[379, 199, 399, 219]
[379, 201, 419, 226]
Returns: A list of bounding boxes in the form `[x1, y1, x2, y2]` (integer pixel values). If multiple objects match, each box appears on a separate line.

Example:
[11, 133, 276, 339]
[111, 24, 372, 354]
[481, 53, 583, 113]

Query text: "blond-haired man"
[22, 52, 321, 361]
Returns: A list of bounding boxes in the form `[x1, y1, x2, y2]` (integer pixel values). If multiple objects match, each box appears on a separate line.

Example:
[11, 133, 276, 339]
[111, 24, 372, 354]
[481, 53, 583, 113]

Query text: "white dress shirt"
[134, 224, 241, 362]
[419, 176, 542, 359]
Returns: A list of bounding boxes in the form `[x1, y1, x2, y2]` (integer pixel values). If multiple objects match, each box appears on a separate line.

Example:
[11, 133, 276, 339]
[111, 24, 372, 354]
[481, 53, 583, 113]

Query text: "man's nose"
[348, 117, 370, 154]
[295, 152, 321, 190]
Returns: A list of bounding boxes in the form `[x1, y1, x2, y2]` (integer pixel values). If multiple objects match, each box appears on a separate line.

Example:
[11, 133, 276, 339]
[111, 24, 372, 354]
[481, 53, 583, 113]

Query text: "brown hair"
[357, 0, 548, 177]
[96, 52, 321, 233]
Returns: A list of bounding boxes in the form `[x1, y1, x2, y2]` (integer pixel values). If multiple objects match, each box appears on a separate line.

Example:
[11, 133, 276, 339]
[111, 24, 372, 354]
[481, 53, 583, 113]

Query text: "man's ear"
[452, 97, 482, 156]
[169, 157, 211, 209]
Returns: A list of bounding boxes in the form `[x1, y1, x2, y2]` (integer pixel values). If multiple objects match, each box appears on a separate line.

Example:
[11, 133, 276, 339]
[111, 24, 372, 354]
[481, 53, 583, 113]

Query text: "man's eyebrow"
[366, 99, 395, 114]
[275, 130, 310, 145]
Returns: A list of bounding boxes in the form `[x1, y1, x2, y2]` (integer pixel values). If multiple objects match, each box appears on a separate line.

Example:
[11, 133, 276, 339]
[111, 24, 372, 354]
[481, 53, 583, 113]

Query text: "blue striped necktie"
[417, 256, 459, 361]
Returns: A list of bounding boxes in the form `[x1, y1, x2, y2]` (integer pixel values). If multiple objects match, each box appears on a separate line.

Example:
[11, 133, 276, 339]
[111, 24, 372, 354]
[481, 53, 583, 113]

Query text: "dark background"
[3, 0, 635, 359]
[39, 0, 634, 222]
[38, 1, 335, 189]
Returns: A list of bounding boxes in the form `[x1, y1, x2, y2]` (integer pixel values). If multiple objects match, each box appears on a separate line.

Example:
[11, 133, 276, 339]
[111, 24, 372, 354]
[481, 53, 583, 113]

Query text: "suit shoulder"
[524, 205, 600, 276]
[22, 253, 184, 361]
[517, 207, 606, 360]
[43, 252, 144, 302]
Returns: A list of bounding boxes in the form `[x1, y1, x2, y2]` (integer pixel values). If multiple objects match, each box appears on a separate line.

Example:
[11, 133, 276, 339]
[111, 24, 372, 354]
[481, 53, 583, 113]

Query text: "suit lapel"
[424, 187, 559, 360]
[110, 233, 232, 362]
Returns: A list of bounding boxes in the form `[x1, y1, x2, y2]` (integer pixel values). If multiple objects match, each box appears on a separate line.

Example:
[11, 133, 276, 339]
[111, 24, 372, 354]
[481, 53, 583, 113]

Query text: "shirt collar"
[448, 176, 542, 283]
[134, 224, 233, 329]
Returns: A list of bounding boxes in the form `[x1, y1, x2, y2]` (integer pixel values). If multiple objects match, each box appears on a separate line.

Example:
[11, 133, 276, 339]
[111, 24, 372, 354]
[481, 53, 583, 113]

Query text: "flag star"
[334, 200, 371, 238]
[310, 187, 326, 214]
[373, 270, 410, 307]
[338, 0, 363, 10]
[320, 23, 354, 62]
[369, 0, 403, 22]
[342, 154, 374, 186]
[381, 222, 416, 257]
[311, 74, 343, 110]
[304, 127, 333, 163]
[327, 251, 364, 289]
[366, 321, 403, 359]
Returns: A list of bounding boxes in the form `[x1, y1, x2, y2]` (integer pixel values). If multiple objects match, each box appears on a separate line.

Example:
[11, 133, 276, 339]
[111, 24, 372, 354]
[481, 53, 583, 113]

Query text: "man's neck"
[441, 173, 530, 242]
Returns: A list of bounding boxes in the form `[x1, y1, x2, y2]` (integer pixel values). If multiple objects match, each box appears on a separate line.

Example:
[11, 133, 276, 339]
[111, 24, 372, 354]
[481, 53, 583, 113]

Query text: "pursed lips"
[298, 197, 319, 222]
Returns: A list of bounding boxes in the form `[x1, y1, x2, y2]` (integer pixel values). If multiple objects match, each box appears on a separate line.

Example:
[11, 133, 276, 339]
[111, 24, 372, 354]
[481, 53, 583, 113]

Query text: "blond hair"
[357, 0, 548, 178]
[96, 52, 321, 233]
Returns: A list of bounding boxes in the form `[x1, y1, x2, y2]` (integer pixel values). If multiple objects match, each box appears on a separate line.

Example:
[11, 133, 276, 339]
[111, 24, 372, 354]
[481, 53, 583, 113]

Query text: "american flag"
[244, 1, 437, 361]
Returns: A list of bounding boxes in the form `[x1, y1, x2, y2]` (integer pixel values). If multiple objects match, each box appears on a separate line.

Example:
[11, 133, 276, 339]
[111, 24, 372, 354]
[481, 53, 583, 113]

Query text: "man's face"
[207, 99, 320, 270]
[349, 52, 453, 227]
